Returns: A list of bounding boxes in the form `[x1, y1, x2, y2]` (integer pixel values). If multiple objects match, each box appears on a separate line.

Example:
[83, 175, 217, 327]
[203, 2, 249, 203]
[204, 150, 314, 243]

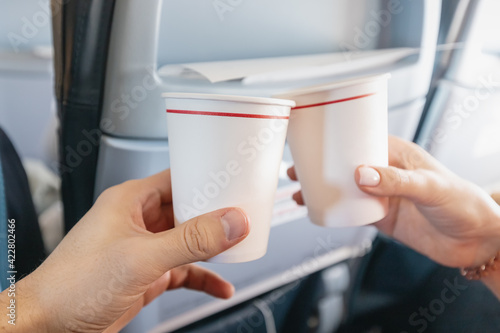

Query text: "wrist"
[0, 274, 51, 332]
[482, 268, 500, 300]
[471, 197, 500, 267]
[460, 194, 500, 299]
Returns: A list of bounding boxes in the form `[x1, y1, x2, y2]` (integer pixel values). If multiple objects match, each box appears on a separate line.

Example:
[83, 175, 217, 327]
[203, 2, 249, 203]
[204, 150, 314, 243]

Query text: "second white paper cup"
[275, 74, 390, 227]
[164, 93, 295, 263]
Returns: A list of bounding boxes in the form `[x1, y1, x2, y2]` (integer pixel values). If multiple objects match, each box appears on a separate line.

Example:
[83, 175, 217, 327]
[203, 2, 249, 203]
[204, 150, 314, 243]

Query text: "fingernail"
[221, 209, 248, 241]
[358, 167, 381, 186]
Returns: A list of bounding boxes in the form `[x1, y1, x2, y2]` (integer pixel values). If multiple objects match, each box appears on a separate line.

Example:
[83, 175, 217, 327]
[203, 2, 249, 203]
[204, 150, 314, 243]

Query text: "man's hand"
[1, 169, 250, 332]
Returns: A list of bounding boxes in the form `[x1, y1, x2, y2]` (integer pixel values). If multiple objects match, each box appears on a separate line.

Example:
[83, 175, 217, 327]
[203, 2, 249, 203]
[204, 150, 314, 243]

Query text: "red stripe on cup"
[292, 93, 377, 110]
[166, 109, 289, 120]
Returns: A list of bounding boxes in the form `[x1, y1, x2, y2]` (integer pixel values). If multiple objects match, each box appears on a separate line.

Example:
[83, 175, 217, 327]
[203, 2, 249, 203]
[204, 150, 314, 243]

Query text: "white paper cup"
[275, 74, 390, 227]
[164, 93, 295, 263]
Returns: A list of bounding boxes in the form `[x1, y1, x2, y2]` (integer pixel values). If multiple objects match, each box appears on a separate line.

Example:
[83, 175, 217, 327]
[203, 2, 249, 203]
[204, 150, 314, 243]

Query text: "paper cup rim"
[163, 92, 296, 108]
[274, 73, 391, 99]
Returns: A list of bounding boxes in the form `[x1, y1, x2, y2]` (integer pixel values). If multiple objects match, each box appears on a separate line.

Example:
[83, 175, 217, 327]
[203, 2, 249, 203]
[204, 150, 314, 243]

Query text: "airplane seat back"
[417, 0, 500, 188]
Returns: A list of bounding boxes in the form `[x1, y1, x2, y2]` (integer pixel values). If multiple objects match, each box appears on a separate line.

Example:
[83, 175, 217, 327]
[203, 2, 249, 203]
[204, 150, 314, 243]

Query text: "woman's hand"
[2, 169, 250, 332]
[289, 136, 500, 269]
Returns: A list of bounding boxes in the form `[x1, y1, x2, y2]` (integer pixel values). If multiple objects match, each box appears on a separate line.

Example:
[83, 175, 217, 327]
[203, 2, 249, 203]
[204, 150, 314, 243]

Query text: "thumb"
[150, 208, 250, 270]
[355, 165, 435, 203]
